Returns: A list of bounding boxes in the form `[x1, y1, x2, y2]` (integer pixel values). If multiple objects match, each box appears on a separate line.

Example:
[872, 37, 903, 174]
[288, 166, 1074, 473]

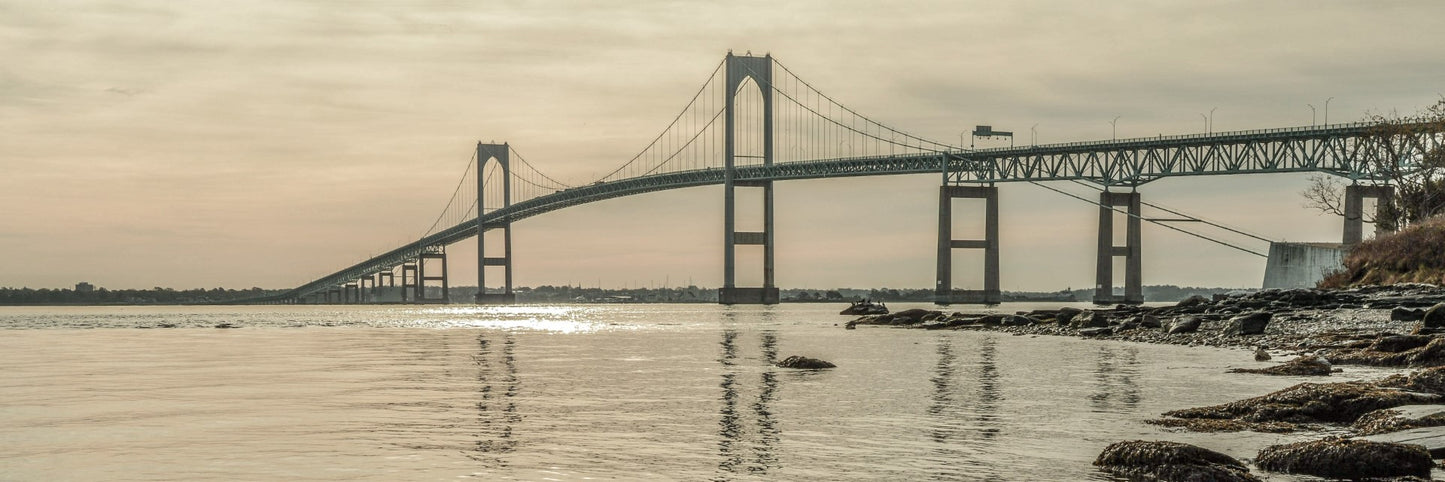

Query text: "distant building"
[75, 282, 95, 293]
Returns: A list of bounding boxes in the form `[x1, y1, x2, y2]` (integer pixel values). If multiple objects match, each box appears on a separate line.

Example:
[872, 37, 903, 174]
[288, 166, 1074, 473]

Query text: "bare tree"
[1302, 99, 1445, 231]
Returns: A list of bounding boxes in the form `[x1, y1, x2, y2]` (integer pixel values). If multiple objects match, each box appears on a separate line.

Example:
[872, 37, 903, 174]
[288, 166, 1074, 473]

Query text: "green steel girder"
[255, 121, 1442, 303]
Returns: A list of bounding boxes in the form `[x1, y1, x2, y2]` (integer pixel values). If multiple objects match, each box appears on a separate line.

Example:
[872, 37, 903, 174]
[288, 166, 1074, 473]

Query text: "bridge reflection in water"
[470, 333, 520, 464]
[715, 323, 783, 478]
[927, 335, 1005, 481]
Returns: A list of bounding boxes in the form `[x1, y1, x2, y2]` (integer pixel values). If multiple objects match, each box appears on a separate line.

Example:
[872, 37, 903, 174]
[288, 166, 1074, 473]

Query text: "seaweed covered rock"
[1255, 438, 1432, 479]
[776, 356, 835, 369]
[1227, 355, 1332, 376]
[1093, 440, 1260, 482]
[1378, 366, 1445, 394]
[1154, 381, 1440, 432]
[1353, 405, 1445, 435]
[1326, 337, 1445, 367]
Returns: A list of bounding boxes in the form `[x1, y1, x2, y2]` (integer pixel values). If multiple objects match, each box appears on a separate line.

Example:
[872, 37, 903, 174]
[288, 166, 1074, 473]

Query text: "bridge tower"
[1094, 190, 1142, 304]
[477, 142, 516, 304]
[719, 53, 779, 305]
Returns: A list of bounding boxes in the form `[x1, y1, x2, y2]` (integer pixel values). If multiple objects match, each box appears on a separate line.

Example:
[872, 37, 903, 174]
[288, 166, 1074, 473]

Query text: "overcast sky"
[3, 1, 1444, 291]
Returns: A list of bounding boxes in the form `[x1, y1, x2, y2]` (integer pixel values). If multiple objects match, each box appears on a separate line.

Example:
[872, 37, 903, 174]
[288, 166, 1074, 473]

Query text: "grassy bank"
[1322, 216, 1445, 288]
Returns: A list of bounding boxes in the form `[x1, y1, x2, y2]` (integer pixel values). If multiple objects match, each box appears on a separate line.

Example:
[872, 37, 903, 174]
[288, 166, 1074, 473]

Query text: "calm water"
[0, 303, 1405, 480]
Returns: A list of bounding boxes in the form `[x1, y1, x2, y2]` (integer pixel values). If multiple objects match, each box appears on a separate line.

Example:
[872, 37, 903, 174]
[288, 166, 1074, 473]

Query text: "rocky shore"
[846, 283, 1445, 480]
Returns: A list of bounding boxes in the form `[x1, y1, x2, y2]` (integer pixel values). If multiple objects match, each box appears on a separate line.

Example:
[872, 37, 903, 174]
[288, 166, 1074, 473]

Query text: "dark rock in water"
[1168, 316, 1203, 334]
[889, 308, 937, 324]
[1354, 405, 1445, 436]
[215, 323, 240, 329]
[1254, 347, 1272, 362]
[1094, 440, 1260, 482]
[1071, 310, 1109, 328]
[1255, 438, 1432, 479]
[1056, 307, 1082, 325]
[1393, 306, 1427, 322]
[1424, 303, 1445, 328]
[1223, 312, 1271, 336]
[1079, 327, 1114, 337]
[839, 301, 888, 316]
[777, 356, 835, 369]
[1228, 355, 1331, 376]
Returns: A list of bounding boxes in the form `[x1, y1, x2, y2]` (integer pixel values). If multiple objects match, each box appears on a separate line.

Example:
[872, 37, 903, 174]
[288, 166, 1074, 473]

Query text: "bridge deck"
[261, 121, 1438, 302]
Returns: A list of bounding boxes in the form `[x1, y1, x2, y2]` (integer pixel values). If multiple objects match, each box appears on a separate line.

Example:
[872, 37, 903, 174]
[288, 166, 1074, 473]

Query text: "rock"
[1139, 314, 1162, 329]
[1094, 440, 1260, 482]
[1393, 306, 1427, 322]
[1071, 310, 1109, 328]
[999, 315, 1032, 326]
[1254, 347, 1272, 362]
[1326, 337, 1445, 367]
[215, 323, 240, 329]
[1423, 303, 1445, 328]
[1168, 316, 1203, 334]
[1255, 438, 1432, 479]
[1177, 295, 1211, 308]
[1353, 405, 1445, 436]
[1079, 327, 1114, 337]
[839, 300, 888, 316]
[889, 308, 937, 324]
[1156, 381, 1441, 432]
[1370, 335, 1434, 353]
[1228, 355, 1331, 376]
[1223, 312, 1271, 336]
[776, 356, 835, 369]
[1378, 366, 1445, 394]
[1056, 307, 1082, 325]
[1361, 426, 1445, 458]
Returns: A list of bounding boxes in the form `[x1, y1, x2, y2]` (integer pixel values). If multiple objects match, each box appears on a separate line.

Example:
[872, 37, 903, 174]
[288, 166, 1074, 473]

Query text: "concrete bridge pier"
[476, 142, 516, 304]
[358, 276, 373, 303]
[935, 185, 1000, 304]
[418, 248, 449, 303]
[1344, 184, 1394, 245]
[1095, 190, 1142, 304]
[344, 283, 360, 304]
[401, 262, 418, 303]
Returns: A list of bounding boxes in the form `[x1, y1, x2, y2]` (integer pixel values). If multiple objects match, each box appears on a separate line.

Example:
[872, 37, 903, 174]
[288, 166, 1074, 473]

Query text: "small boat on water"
[840, 299, 889, 315]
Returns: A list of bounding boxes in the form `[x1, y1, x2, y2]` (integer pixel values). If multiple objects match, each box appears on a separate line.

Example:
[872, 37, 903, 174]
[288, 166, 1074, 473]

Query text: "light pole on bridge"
[1308, 104, 1317, 126]
[1324, 97, 1334, 125]
[1110, 116, 1121, 140]
[1031, 124, 1038, 147]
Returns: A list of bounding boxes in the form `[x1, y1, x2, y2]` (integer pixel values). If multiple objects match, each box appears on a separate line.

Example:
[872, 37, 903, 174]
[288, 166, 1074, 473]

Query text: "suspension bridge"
[251, 52, 1443, 305]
